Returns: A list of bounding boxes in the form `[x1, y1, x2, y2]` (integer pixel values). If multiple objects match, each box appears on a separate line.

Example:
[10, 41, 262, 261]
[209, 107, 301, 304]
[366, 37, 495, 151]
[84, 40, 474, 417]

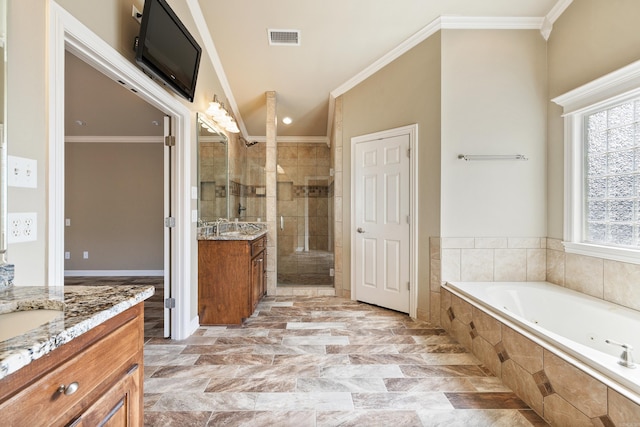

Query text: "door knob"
[357, 227, 365, 233]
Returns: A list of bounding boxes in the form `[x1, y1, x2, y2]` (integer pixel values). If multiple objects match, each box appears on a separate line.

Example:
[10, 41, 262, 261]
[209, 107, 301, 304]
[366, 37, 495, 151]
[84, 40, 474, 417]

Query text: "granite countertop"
[198, 229, 268, 241]
[0, 284, 154, 380]
[197, 221, 268, 241]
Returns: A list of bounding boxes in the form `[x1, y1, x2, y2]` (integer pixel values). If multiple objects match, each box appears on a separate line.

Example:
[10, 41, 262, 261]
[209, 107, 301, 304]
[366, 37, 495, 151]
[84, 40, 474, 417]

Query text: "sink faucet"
[238, 203, 246, 216]
[606, 339, 636, 368]
[215, 218, 228, 236]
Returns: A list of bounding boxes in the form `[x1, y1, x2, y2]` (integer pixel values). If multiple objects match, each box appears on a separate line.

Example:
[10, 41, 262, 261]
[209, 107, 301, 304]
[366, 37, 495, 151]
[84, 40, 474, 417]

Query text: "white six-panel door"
[354, 133, 410, 313]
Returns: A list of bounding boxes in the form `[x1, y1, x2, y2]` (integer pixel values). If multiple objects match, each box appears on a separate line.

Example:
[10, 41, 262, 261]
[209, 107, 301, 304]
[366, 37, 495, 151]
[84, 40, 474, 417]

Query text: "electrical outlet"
[65, 251, 70, 259]
[7, 156, 37, 188]
[83, 251, 89, 259]
[7, 212, 37, 243]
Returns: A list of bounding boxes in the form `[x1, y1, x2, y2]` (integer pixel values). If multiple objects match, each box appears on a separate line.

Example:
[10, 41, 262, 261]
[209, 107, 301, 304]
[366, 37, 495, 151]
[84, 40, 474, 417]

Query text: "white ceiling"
[197, 0, 562, 139]
[65, 0, 565, 139]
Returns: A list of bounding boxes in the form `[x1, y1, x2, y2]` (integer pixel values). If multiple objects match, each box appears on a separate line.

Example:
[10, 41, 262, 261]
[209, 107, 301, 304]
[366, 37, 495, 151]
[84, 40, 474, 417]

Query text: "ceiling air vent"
[268, 29, 301, 46]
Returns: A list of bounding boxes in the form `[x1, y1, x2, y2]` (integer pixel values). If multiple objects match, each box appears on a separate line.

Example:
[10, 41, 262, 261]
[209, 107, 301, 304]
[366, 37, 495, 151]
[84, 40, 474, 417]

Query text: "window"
[585, 100, 640, 247]
[554, 61, 640, 264]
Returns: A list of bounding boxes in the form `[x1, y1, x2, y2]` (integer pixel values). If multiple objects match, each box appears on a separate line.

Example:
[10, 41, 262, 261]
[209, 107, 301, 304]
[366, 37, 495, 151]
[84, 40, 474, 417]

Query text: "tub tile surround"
[429, 237, 547, 324]
[432, 236, 640, 424]
[441, 289, 640, 425]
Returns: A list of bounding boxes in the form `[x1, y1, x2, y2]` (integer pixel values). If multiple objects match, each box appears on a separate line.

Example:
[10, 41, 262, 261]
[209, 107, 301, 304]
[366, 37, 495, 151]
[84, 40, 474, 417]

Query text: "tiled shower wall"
[198, 140, 227, 221]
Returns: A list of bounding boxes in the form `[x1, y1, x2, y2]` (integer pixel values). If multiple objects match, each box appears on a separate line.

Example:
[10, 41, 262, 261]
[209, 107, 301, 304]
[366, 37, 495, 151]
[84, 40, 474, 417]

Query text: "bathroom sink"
[220, 231, 242, 236]
[0, 309, 64, 342]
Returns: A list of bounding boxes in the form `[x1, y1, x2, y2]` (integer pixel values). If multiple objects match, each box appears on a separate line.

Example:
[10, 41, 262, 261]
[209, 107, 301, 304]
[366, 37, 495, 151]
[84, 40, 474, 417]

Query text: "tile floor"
[141, 290, 547, 425]
[67, 277, 548, 426]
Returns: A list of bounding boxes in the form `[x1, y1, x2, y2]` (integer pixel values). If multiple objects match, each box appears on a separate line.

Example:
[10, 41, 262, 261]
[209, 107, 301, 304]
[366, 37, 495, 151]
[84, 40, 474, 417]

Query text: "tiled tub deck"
[441, 285, 640, 426]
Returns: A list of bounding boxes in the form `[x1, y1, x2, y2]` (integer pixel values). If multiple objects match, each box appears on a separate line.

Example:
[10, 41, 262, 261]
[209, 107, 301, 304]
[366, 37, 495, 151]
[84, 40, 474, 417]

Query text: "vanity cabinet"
[0, 304, 144, 426]
[199, 234, 267, 324]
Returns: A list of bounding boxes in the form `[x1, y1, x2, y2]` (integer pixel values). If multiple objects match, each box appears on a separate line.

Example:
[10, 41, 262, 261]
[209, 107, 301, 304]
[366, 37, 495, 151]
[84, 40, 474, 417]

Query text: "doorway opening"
[50, 3, 194, 339]
[62, 50, 167, 337]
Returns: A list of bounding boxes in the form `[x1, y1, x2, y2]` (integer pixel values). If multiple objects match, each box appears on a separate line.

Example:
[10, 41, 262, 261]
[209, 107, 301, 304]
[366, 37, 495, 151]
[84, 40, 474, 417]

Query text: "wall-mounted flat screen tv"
[135, 0, 202, 102]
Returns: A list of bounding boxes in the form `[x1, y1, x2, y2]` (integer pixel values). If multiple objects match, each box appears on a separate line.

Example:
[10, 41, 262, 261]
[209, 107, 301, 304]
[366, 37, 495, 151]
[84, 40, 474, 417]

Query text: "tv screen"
[135, 0, 202, 102]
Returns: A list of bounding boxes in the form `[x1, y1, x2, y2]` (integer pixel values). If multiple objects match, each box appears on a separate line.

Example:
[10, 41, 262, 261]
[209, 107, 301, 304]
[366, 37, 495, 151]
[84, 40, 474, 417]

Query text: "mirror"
[197, 113, 228, 221]
[0, 0, 7, 269]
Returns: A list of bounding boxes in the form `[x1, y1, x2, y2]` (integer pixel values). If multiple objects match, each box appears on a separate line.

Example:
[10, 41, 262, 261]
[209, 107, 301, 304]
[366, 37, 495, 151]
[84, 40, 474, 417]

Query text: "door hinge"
[165, 217, 176, 228]
[165, 297, 176, 309]
[164, 135, 175, 147]
[407, 148, 411, 158]
[406, 215, 411, 224]
[407, 282, 410, 290]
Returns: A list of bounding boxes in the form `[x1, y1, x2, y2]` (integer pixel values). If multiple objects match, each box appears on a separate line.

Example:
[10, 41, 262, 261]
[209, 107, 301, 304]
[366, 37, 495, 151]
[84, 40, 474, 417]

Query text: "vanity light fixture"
[206, 95, 240, 133]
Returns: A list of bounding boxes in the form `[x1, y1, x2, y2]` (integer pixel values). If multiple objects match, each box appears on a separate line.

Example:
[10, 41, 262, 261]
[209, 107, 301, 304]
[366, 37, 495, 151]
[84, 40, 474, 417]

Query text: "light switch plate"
[8, 156, 37, 188]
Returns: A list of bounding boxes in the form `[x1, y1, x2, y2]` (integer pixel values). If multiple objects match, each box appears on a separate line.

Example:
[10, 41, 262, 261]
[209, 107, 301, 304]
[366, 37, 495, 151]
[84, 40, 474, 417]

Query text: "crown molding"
[541, 0, 574, 40]
[249, 135, 329, 144]
[65, 136, 163, 143]
[331, 16, 548, 99]
[331, 17, 441, 98]
[186, 0, 248, 138]
[439, 16, 544, 30]
[547, 0, 574, 25]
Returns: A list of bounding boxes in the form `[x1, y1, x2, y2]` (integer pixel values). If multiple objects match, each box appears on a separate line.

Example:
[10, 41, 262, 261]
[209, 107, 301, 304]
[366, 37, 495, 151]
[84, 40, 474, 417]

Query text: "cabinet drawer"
[0, 315, 141, 426]
[251, 236, 266, 257]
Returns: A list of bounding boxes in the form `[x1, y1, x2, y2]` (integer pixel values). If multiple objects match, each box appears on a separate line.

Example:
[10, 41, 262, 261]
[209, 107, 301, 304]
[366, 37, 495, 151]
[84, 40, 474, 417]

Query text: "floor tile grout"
[66, 276, 548, 426]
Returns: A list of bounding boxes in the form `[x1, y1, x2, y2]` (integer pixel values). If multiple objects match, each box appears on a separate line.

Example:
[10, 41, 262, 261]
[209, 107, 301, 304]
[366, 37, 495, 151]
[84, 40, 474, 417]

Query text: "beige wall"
[342, 32, 441, 317]
[547, 0, 640, 239]
[65, 142, 164, 270]
[7, 0, 48, 284]
[441, 29, 547, 238]
[7, 0, 229, 319]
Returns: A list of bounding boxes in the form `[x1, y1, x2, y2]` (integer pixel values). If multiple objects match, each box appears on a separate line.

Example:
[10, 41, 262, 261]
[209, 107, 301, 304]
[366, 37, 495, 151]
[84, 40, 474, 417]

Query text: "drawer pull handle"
[57, 382, 79, 396]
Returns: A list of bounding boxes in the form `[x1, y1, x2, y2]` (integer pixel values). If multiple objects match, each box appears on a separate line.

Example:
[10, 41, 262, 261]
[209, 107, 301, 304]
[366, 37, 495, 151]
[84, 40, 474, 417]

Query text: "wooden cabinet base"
[0, 304, 145, 427]
[199, 236, 267, 325]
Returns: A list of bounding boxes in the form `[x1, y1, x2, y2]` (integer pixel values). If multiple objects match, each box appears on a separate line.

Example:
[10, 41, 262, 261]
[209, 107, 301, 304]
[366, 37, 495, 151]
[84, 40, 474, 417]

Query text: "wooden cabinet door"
[70, 363, 142, 427]
[250, 251, 264, 311]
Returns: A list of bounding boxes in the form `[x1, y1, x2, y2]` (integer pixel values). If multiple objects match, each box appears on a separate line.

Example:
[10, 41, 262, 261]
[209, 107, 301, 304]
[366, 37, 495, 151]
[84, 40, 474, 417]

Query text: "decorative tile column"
[265, 91, 277, 295]
[332, 96, 345, 298]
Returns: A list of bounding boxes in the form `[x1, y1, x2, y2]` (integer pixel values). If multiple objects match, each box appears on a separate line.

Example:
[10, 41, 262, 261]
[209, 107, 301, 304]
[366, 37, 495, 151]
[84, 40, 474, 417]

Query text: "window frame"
[553, 60, 640, 264]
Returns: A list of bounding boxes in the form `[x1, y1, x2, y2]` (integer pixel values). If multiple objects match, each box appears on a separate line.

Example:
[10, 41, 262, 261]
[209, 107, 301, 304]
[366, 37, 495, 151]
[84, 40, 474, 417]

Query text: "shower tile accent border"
[440, 288, 640, 425]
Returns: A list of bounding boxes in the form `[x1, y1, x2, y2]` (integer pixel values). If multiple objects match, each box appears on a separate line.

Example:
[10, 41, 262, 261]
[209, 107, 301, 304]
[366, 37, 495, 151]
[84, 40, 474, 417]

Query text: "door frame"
[350, 124, 418, 318]
[48, 3, 195, 339]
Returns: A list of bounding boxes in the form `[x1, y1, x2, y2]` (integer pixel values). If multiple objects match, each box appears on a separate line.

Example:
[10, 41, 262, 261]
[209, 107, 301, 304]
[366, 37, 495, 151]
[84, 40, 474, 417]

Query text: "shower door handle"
[280, 215, 284, 230]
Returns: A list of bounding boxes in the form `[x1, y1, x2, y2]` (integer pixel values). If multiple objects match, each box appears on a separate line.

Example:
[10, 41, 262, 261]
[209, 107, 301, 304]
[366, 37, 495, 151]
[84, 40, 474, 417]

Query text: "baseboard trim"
[64, 270, 164, 277]
[189, 315, 200, 336]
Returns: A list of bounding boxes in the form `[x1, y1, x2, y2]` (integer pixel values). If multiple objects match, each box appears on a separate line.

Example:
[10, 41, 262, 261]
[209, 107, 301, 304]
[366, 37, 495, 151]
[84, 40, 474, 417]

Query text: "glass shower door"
[277, 143, 333, 287]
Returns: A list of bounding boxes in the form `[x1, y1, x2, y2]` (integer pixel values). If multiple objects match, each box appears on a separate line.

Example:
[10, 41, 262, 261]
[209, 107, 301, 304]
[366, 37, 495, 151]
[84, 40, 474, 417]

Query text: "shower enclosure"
[277, 142, 334, 287]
